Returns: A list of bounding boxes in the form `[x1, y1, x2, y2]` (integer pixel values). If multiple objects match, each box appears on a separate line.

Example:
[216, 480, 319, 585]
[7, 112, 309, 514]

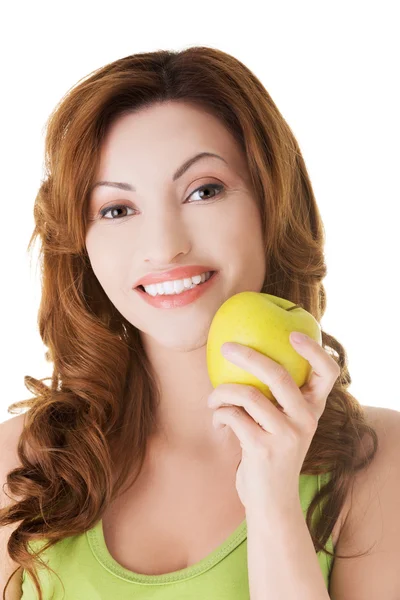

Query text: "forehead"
[95, 101, 248, 181]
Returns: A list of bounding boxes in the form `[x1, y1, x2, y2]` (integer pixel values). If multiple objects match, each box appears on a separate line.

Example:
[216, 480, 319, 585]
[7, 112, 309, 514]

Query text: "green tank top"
[21, 472, 334, 598]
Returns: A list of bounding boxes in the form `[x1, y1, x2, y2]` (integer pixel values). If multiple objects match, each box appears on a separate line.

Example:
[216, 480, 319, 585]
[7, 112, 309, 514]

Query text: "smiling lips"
[133, 265, 217, 288]
[134, 270, 219, 309]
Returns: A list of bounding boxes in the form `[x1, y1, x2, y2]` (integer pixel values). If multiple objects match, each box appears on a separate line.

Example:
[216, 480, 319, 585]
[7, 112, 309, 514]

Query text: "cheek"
[85, 234, 128, 289]
[207, 199, 265, 282]
[222, 198, 264, 248]
[228, 202, 266, 283]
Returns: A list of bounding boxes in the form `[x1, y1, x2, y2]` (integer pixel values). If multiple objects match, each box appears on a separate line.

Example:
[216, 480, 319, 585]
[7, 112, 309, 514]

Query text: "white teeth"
[143, 271, 213, 296]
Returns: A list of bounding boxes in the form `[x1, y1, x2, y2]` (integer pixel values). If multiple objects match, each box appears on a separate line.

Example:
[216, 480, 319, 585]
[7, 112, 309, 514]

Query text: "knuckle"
[247, 430, 272, 454]
[254, 438, 272, 457]
[286, 429, 300, 448]
[328, 357, 341, 376]
[304, 411, 319, 433]
[228, 406, 242, 419]
[247, 385, 262, 404]
[243, 346, 254, 361]
[272, 365, 292, 387]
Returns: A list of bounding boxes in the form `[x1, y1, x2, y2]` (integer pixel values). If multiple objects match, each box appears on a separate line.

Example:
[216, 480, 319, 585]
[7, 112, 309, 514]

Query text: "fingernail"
[290, 332, 308, 344]
[221, 343, 237, 356]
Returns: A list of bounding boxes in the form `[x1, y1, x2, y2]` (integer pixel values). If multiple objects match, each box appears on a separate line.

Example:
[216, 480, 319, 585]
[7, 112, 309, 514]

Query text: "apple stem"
[286, 303, 303, 312]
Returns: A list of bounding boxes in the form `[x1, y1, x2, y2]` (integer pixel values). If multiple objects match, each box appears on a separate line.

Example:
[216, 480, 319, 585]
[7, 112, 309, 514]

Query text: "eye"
[97, 182, 225, 221]
[186, 183, 225, 203]
[98, 204, 136, 220]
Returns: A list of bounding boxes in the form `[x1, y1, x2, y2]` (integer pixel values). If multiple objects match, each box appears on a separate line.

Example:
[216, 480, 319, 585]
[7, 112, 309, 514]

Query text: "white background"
[1, 1, 399, 423]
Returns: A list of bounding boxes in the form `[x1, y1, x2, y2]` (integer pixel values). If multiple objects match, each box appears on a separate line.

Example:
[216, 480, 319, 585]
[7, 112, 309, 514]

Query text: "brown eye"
[187, 183, 225, 203]
[99, 204, 136, 220]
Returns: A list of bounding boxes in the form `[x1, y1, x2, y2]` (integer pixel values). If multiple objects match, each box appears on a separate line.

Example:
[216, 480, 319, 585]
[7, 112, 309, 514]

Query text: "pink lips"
[133, 265, 216, 288]
[134, 270, 219, 309]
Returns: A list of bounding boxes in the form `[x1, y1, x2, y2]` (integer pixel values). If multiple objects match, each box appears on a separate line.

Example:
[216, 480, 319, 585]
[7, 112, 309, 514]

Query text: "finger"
[221, 343, 309, 424]
[289, 333, 341, 412]
[212, 404, 267, 449]
[209, 382, 287, 435]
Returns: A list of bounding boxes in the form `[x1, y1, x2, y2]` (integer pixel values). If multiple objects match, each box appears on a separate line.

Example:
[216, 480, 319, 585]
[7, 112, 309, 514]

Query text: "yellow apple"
[206, 292, 322, 407]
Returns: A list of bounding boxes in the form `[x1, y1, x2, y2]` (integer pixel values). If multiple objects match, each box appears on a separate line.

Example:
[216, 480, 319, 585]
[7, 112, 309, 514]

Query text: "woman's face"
[85, 100, 266, 351]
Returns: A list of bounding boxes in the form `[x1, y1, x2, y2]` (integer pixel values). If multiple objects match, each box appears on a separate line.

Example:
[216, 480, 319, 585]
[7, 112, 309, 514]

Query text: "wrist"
[245, 496, 303, 530]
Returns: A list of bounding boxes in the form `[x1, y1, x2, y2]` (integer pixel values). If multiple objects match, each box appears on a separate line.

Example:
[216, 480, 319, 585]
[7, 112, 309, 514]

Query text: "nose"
[141, 206, 192, 266]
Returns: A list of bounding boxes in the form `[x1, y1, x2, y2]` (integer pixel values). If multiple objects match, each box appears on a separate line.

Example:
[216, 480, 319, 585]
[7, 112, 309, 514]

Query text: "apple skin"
[206, 292, 322, 407]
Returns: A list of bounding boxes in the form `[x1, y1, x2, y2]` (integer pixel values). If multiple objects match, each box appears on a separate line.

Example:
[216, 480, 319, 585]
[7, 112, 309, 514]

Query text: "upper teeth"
[142, 271, 213, 296]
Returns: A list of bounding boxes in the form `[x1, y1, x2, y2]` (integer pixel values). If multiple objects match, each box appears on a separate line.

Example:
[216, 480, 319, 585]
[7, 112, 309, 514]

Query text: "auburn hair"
[1, 46, 378, 600]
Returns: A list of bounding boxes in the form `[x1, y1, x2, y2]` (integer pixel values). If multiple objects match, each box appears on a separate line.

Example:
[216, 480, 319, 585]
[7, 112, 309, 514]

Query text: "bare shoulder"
[0, 413, 31, 600]
[361, 403, 400, 435]
[329, 404, 400, 598]
[0, 411, 37, 501]
[348, 403, 400, 511]
[0, 413, 29, 462]
[355, 403, 400, 485]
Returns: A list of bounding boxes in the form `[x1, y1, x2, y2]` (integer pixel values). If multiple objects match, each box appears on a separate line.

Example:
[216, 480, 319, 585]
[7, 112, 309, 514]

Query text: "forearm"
[246, 501, 330, 600]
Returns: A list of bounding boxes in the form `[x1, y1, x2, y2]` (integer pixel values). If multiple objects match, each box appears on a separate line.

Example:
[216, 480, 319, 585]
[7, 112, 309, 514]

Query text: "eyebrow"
[91, 152, 228, 192]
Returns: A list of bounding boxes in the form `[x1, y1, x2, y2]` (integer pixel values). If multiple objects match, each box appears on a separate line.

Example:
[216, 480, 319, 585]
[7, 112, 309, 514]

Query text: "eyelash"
[98, 183, 225, 220]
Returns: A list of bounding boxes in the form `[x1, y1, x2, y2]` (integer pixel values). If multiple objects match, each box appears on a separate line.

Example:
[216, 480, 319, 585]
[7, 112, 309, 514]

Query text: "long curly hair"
[1, 46, 378, 600]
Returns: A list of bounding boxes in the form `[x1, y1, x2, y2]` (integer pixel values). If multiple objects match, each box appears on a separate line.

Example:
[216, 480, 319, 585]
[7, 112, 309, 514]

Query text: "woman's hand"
[207, 332, 341, 513]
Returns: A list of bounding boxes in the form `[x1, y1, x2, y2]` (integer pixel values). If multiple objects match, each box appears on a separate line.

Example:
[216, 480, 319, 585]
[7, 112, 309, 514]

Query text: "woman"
[1, 46, 398, 600]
